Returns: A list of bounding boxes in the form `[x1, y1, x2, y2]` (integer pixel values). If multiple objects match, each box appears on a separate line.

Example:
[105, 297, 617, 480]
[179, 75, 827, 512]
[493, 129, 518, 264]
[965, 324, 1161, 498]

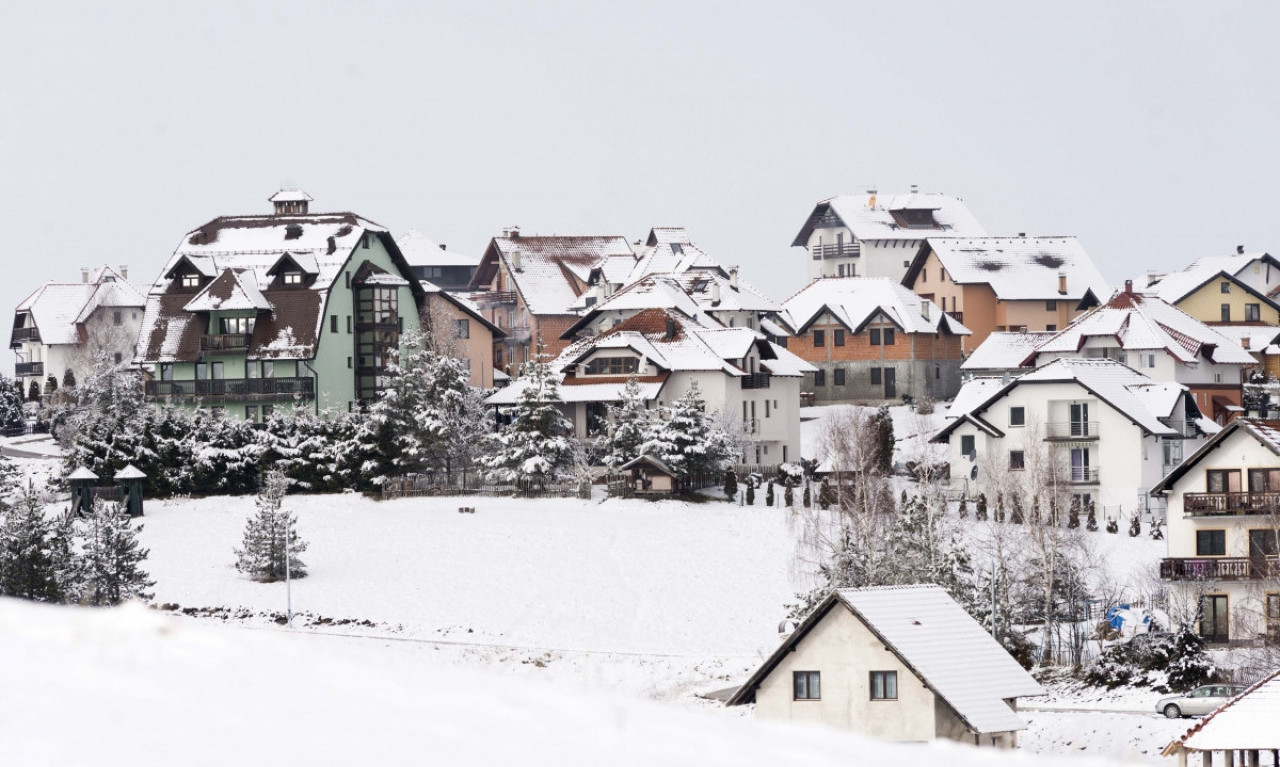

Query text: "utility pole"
[284, 514, 293, 627]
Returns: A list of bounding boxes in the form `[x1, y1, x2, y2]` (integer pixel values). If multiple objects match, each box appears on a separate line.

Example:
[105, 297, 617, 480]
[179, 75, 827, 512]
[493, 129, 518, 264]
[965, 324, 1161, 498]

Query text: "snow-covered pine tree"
[481, 347, 576, 488]
[62, 368, 76, 389]
[48, 507, 83, 603]
[0, 375, 25, 430]
[0, 483, 61, 602]
[1086, 501, 1098, 532]
[604, 376, 652, 469]
[235, 470, 308, 582]
[637, 381, 732, 480]
[958, 497, 969, 520]
[766, 481, 775, 507]
[975, 493, 988, 521]
[802, 481, 811, 508]
[784, 480, 794, 508]
[746, 482, 755, 506]
[871, 405, 895, 473]
[422, 351, 491, 485]
[27, 380, 41, 403]
[80, 499, 154, 606]
[723, 468, 738, 501]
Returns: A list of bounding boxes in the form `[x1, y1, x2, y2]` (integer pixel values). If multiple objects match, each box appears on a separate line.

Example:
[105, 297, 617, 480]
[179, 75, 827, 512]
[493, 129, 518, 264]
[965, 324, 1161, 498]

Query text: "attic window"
[891, 208, 937, 229]
[671, 243, 684, 255]
[583, 357, 639, 375]
[283, 271, 303, 286]
[180, 273, 200, 289]
[284, 224, 303, 240]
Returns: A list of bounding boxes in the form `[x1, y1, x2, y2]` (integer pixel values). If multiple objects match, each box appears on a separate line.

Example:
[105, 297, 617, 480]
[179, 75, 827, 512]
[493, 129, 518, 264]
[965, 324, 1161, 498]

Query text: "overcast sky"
[3, 1, 1279, 374]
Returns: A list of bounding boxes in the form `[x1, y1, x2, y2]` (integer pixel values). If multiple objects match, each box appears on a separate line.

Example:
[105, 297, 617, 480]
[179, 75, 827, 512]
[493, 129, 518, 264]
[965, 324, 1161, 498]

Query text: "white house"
[792, 191, 987, 282]
[486, 307, 814, 465]
[1150, 418, 1280, 645]
[936, 358, 1215, 521]
[727, 585, 1043, 748]
[10, 266, 145, 397]
[1028, 283, 1255, 423]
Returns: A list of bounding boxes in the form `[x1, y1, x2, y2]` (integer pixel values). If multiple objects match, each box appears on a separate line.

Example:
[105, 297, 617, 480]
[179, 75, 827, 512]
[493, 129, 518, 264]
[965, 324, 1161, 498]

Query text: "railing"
[947, 312, 964, 325]
[742, 418, 760, 435]
[741, 372, 772, 390]
[811, 243, 860, 260]
[1158, 418, 1200, 438]
[145, 376, 315, 400]
[1045, 421, 1099, 440]
[1067, 467, 1101, 484]
[1184, 492, 1280, 516]
[503, 326, 533, 343]
[473, 291, 517, 307]
[11, 327, 40, 344]
[15, 361, 44, 377]
[200, 334, 252, 352]
[1160, 557, 1280, 581]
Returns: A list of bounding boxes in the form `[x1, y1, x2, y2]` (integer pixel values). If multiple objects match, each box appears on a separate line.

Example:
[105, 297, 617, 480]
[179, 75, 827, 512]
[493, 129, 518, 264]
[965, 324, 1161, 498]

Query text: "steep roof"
[780, 277, 970, 336]
[470, 235, 633, 315]
[1163, 667, 1280, 754]
[792, 192, 987, 246]
[419, 280, 504, 339]
[907, 236, 1111, 303]
[728, 585, 1043, 735]
[183, 269, 272, 312]
[960, 331, 1054, 372]
[13, 266, 145, 346]
[564, 271, 780, 336]
[1144, 267, 1280, 309]
[1151, 418, 1280, 494]
[1029, 290, 1256, 367]
[395, 229, 481, 268]
[1146, 251, 1280, 301]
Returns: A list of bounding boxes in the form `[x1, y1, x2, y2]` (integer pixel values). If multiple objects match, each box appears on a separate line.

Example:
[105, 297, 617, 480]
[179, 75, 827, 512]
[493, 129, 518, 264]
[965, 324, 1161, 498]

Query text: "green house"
[135, 190, 425, 418]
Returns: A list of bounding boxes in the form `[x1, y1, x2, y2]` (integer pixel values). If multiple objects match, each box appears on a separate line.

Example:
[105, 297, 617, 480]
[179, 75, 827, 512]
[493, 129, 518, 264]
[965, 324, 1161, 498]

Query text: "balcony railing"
[1045, 421, 1099, 440]
[1184, 492, 1280, 516]
[145, 377, 315, 401]
[15, 361, 44, 377]
[742, 418, 760, 435]
[1160, 556, 1280, 581]
[741, 372, 772, 390]
[473, 290, 517, 307]
[810, 243, 861, 260]
[1067, 467, 1101, 484]
[946, 311, 964, 325]
[11, 327, 40, 345]
[200, 334, 252, 352]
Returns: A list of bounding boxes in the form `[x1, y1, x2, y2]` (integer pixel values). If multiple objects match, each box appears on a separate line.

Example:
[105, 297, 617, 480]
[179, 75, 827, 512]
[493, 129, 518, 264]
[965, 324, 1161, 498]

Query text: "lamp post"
[284, 512, 293, 627]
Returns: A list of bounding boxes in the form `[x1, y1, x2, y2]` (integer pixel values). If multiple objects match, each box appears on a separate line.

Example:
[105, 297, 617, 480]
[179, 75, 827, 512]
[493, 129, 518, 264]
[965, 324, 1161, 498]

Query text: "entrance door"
[1070, 403, 1090, 438]
[1249, 529, 1279, 579]
[884, 368, 896, 399]
[1199, 595, 1229, 643]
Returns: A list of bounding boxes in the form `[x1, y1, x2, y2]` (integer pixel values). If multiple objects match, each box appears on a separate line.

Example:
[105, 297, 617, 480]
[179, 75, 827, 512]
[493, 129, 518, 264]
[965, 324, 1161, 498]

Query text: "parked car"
[1156, 685, 1247, 718]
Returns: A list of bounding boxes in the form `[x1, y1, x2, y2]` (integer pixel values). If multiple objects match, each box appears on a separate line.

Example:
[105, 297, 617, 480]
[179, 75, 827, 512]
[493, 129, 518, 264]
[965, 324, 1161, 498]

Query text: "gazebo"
[1163, 668, 1280, 767]
[618, 455, 680, 495]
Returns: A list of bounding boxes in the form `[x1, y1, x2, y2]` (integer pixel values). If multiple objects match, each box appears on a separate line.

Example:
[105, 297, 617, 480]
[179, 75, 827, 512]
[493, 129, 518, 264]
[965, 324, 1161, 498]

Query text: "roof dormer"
[269, 188, 313, 216]
[890, 207, 940, 229]
[165, 256, 216, 292]
[266, 252, 319, 288]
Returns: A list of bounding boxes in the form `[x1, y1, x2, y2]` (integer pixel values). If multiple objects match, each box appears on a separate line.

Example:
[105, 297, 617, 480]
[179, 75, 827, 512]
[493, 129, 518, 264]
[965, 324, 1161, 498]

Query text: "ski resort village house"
[135, 191, 426, 419]
[903, 236, 1110, 352]
[727, 585, 1043, 748]
[1026, 284, 1255, 423]
[487, 308, 814, 464]
[10, 266, 145, 398]
[1150, 418, 1280, 645]
[395, 229, 480, 292]
[778, 277, 970, 404]
[419, 282, 504, 389]
[936, 358, 1214, 521]
[467, 231, 633, 373]
[793, 191, 987, 282]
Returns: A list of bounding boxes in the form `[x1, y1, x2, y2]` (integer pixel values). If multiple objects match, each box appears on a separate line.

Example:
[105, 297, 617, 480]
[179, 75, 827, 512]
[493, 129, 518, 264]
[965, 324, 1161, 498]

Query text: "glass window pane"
[885, 672, 897, 699]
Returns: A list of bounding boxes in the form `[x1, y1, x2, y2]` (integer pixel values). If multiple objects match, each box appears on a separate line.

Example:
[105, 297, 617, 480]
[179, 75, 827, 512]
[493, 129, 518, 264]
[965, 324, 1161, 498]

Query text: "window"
[262, 404, 274, 419]
[283, 272, 303, 286]
[1221, 281, 1231, 294]
[765, 400, 771, 417]
[1246, 303, 1261, 322]
[814, 369, 826, 387]
[261, 361, 274, 379]
[1196, 530, 1226, 556]
[1267, 594, 1280, 621]
[245, 406, 259, 423]
[1222, 304, 1231, 323]
[330, 315, 339, 333]
[1250, 468, 1280, 492]
[869, 328, 881, 345]
[1207, 469, 1242, 493]
[883, 328, 895, 346]
[583, 357, 639, 375]
[935, 365, 940, 379]
[181, 273, 200, 289]
[221, 316, 254, 335]
[870, 671, 898, 700]
[453, 319, 470, 339]
[921, 269, 927, 283]
[1009, 407, 1025, 427]
[833, 329, 845, 346]
[347, 316, 352, 334]
[1046, 325, 1057, 331]
[1010, 450, 1025, 470]
[870, 368, 882, 385]
[793, 671, 821, 700]
[112, 310, 123, 326]
[813, 329, 825, 347]
[960, 435, 975, 457]
[160, 363, 173, 381]
[195, 362, 208, 380]
[834, 369, 846, 386]
[210, 361, 224, 379]
[1046, 300, 1058, 311]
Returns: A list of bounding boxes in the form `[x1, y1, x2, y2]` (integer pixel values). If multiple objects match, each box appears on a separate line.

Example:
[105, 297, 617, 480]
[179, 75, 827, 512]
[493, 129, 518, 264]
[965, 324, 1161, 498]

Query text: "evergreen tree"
[746, 482, 755, 506]
[234, 471, 308, 582]
[784, 480, 794, 508]
[0, 376, 25, 430]
[995, 492, 1006, 523]
[62, 368, 76, 389]
[481, 348, 576, 487]
[80, 500, 154, 606]
[818, 478, 833, 509]
[638, 381, 732, 479]
[0, 484, 61, 602]
[870, 405, 895, 473]
[27, 379, 40, 403]
[766, 481, 775, 507]
[1067, 499, 1081, 529]
[803, 481, 811, 509]
[604, 376, 653, 470]
[45, 376, 58, 396]
[975, 493, 989, 521]
[1086, 501, 1098, 532]
[1129, 513, 1142, 537]
[723, 468, 738, 501]
[958, 497, 969, 520]
[47, 507, 83, 603]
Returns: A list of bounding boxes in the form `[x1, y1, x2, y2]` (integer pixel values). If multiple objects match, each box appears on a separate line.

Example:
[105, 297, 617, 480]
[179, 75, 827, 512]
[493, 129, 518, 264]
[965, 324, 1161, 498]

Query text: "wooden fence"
[380, 472, 590, 501]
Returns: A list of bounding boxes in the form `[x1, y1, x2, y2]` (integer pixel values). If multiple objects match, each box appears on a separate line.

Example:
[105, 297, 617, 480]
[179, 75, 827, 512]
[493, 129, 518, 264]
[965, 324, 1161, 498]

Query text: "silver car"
[1157, 685, 1246, 718]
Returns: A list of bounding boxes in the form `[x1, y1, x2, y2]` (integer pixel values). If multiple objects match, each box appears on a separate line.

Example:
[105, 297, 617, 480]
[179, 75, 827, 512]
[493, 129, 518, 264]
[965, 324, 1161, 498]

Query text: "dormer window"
[283, 271, 303, 286]
[181, 274, 200, 289]
[891, 208, 938, 229]
[583, 357, 639, 375]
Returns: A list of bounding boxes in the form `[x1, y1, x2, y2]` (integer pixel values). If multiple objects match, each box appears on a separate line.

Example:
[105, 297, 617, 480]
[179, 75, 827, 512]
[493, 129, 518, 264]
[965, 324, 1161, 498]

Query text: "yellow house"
[1145, 269, 1280, 327]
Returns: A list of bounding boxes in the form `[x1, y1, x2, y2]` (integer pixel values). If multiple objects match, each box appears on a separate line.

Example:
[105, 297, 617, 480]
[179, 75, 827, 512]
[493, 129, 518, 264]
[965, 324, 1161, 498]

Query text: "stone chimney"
[510, 249, 522, 272]
[81, 267, 89, 284]
[665, 318, 678, 339]
[729, 267, 739, 290]
[710, 280, 721, 305]
[1058, 271, 1068, 295]
[1238, 245, 1245, 255]
[1125, 279, 1134, 295]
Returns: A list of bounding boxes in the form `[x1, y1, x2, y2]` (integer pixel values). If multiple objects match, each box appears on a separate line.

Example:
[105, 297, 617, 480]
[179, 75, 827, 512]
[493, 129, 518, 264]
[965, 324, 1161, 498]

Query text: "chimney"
[1018, 232, 1026, 238]
[710, 280, 721, 305]
[910, 184, 918, 194]
[1058, 271, 1068, 295]
[921, 301, 930, 321]
[1125, 279, 1134, 295]
[502, 226, 521, 239]
[81, 267, 89, 284]
[665, 318, 678, 339]
[510, 249, 522, 272]
[729, 267, 739, 289]
[867, 193, 877, 208]
[119, 264, 128, 281]
[1237, 245, 1245, 255]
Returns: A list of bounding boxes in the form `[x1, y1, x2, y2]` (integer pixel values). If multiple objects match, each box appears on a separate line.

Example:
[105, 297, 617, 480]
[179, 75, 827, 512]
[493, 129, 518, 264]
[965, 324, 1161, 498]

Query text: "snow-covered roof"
[114, 464, 146, 480]
[960, 332, 1053, 372]
[1196, 324, 1280, 356]
[944, 377, 1010, 425]
[1029, 290, 1257, 367]
[485, 376, 665, 406]
[780, 277, 970, 336]
[269, 189, 313, 203]
[909, 236, 1111, 303]
[1145, 251, 1280, 304]
[1152, 418, 1280, 494]
[471, 235, 634, 315]
[1164, 668, 1280, 753]
[13, 266, 145, 346]
[792, 192, 987, 246]
[396, 229, 481, 268]
[729, 585, 1043, 735]
[67, 467, 99, 480]
[183, 269, 272, 313]
[565, 271, 780, 336]
[623, 240, 725, 285]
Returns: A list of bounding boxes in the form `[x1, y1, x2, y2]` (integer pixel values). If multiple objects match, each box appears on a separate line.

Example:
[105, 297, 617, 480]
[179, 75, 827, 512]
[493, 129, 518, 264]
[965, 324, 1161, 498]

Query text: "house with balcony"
[792, 191, 987, 283]
[1027, 282, 1256, 423]
[395, 229, 480, 292]
[777, 277, 970, 404]
[10, 266, 145, 398]
[485, 308, 814, 465]
[1150, 418, 1280, 644]
[935, 358, 1214, 521]
[467, 230, 633, 375]
[134, 190, 425, 419]
[902, 235, 1110, 352]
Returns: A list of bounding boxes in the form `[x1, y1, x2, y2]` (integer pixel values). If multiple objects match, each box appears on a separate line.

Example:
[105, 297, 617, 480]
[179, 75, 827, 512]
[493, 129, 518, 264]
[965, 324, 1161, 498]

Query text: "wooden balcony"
[15, 361, 44, 377]
[473, 290, 517, 307]
[200, 334, 252, 352]
[741, 372, 772, 390]
[1045, 421, 1099, 441]
[1184, 492, 1280, 516]
[10, 327, 40, 346]
[1161, 556, 1280, 581]
[145, 377, 315, 401]
[811, 243, 860, 260]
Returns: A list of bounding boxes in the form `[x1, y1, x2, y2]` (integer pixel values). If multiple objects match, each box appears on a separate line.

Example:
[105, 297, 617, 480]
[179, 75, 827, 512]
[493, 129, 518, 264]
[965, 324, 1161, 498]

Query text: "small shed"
[114, 464, 147, 517]
[68, 467, 99, 515]
[618, 455, 679, 494]
[1163, 668, 1280, 767]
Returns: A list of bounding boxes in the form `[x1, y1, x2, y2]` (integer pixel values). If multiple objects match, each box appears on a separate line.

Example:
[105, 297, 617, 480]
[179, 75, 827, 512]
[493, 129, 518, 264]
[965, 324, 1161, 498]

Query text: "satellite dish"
[970, 465, 979, 481]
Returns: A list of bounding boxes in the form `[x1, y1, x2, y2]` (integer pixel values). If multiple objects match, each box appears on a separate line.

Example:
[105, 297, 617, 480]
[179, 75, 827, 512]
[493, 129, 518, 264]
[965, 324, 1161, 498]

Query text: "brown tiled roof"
[561, 372, 669, 386]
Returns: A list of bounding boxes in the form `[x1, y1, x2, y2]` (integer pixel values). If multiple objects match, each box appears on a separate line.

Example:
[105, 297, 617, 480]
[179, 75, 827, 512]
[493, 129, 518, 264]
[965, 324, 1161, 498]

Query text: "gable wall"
[1177, 279, 1280, 325]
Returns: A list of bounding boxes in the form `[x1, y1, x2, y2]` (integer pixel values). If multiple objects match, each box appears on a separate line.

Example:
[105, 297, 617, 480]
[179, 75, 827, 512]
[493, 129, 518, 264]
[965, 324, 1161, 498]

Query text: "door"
[1071, 448, 1091, 482]
[884, 368, 896, 399]
[1199, 595, 1229, 643]
[1070, 403, 1090, 437]
[1249, 529, 1278, 579]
